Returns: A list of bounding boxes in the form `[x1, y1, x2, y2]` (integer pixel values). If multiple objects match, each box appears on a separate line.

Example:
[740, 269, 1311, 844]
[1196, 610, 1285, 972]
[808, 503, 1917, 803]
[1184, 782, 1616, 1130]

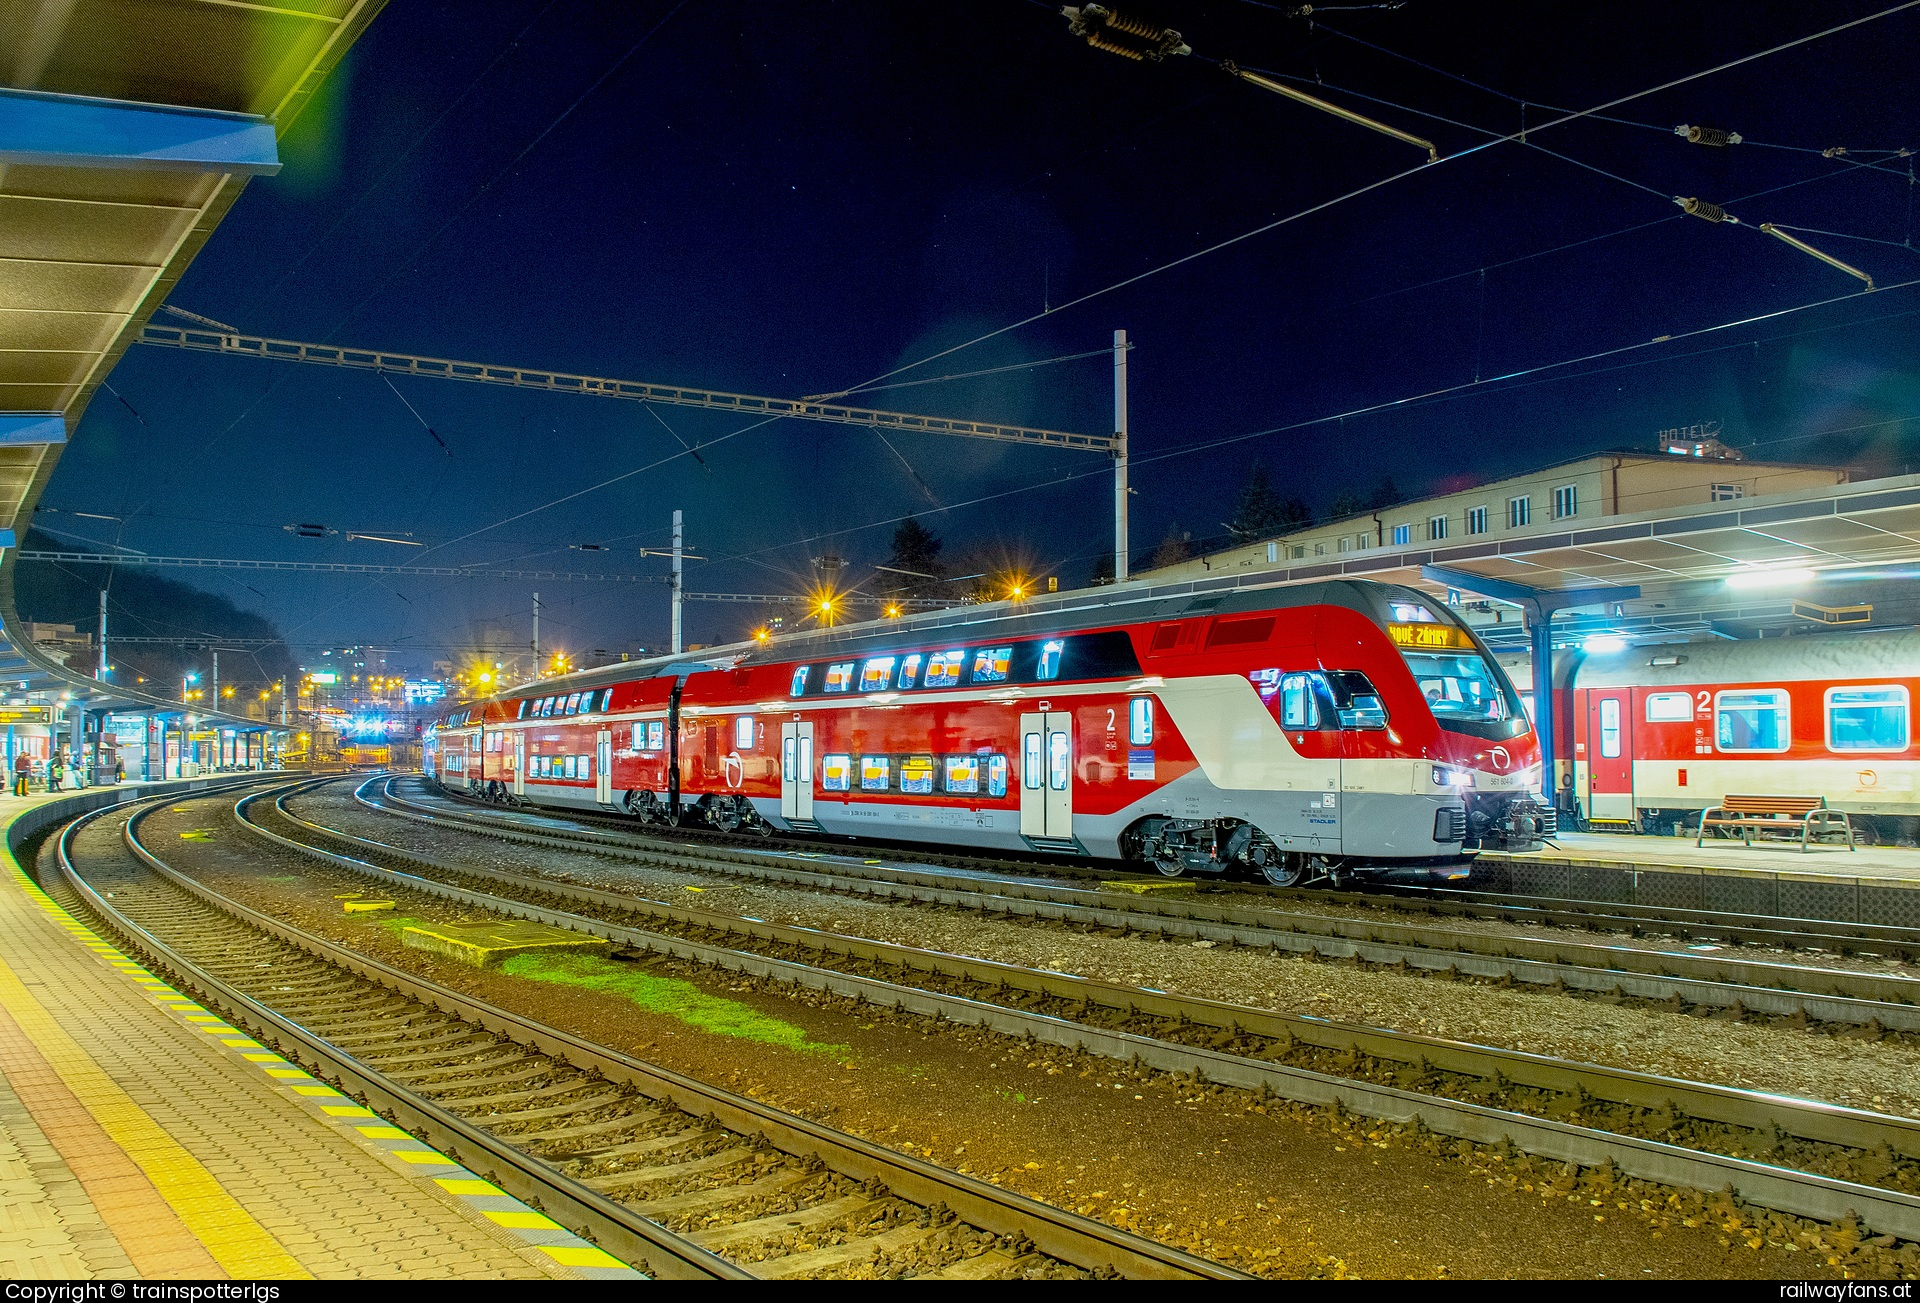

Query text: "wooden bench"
[1696, 794, 1856, 851]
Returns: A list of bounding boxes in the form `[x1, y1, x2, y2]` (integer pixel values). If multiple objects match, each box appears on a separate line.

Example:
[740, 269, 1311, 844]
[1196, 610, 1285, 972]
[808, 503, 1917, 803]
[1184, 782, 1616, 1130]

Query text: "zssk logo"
[1488, 746, 1512, 771]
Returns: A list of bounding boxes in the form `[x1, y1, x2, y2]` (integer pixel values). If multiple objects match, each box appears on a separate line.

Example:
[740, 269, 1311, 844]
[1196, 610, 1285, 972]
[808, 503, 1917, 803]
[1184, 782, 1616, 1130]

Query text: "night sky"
[43, 0, 1920, 672]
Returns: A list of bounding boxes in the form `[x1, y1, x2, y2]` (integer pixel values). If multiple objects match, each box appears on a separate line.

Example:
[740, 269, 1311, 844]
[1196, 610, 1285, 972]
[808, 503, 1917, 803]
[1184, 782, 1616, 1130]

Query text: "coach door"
[780, 721, 814, 821]
[512, 733, 525, 797]
[595, 729, 613, 805]
[1019, 711, 1074, 842]
[1585, 689, 1634, 822]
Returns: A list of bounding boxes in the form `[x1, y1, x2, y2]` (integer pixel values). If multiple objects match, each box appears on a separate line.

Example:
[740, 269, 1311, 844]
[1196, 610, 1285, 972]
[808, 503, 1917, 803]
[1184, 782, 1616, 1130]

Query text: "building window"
[1711, 483, 1744, 502]
[1337, 537, 1351, 553]
[1266, 542, 1278, 564]
[1291, 544, 1307, 559]
[1428, 515, 1447, 541]
[1507, 496, 1531, 529]
[1313, 543, 1326, 556]
[1391, 524, 1411, 546]
[1466, 506, 1489, 535]
[1355, 533, 1371, 550]
[1552, 485, 1578, 520]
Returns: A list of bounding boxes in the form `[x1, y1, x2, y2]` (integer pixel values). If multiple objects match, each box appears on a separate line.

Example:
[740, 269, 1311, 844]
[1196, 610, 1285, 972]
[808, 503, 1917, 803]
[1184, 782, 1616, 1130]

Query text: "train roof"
[434, 573, 1440, 724]
[1576, 625, 1920, 688]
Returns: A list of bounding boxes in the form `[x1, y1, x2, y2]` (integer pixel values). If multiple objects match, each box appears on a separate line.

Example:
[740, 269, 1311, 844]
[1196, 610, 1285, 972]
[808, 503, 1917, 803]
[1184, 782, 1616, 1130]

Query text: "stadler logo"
[1489, 746, 1512, 771]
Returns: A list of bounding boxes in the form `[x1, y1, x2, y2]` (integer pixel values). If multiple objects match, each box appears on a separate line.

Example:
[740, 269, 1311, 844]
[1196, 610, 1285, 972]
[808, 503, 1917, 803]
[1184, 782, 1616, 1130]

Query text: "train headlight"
[1431, 765, 1472, 788]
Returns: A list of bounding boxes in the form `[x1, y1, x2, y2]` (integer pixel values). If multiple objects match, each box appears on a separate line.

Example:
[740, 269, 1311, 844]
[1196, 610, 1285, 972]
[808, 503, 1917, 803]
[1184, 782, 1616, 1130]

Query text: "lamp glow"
[1725, 566, 1816, 590]
[1582, 636, 1628, 654]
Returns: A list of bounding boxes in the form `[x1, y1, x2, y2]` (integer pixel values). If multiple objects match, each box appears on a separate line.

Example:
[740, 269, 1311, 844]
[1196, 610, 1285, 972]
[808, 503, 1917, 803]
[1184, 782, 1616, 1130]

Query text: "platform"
[0, 781, 638, 1279]
[1475, 830, 1920, 928]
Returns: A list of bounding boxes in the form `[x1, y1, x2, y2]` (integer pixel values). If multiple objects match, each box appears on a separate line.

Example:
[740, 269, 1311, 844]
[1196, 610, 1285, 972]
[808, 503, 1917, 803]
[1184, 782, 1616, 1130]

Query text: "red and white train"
[1568, 628, 1920, 839]
[423, 579, 1554, 884]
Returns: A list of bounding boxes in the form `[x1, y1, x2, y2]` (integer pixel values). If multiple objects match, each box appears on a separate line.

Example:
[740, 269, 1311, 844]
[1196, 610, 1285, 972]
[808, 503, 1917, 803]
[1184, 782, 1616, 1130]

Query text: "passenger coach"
[425, 579, 1554, 884]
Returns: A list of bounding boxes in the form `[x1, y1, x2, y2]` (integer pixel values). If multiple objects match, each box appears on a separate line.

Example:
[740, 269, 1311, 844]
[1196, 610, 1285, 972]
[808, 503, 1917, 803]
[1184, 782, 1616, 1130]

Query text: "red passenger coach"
[1570, 629, 1920, 838]
[424, 580, 1555, 884]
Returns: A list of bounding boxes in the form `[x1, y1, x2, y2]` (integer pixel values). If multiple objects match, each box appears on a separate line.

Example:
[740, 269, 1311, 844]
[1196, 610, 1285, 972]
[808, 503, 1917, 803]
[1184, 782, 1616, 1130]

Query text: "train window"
[1401, 654, 1509, 728]
[1036, 640, 1065, 681]
[897, 654, 923, 689]
[542, 697, 557, 717]
[1150, 623, 1184, 652]
[970, 647, 1012, 683]
[790, 666, 810, 697]
[734, 716, 754, 750]
[632, 724, 647, 751]
[945, 756, 980, 793]
[1646, 692, 1693, 723]
[568, 693, 584, 715]
[1826, 686, 1909, 752]
[861, 756, 891, 790]
[1280, 675, 1321, 730]
[860, 657, 895, 692]
[1129, 697, 1154, 745]
[517, 700, 528, 719]
[821, 755, 851, 791]
[824, 663, 854, 693]
[901, 756, 935, 795]
[1023, 732, 1042, 789]
[600, 689, 613, 712]
[782, 736, 795, 782]
[1715, 690, 1790, 752]
[580, 756, 592, 779]
[1598, 699, 1622, 758]
[1047, 730, 1071, 791]
[987, 754, 1008, 798]
[925, 651, 964, 688]
[563, 756, 577, 778]
[1389, 601, 1438, 623]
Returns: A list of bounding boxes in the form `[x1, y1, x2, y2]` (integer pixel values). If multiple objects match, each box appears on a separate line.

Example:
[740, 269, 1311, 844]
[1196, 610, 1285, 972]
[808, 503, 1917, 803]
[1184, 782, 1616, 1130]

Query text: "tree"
[1087, 553, 1115, 586]
[1226, 460, 1289, 543]
[1150, 526, 1193, 569]
[1326, 489, 1366, 521]
[881, 517, 944, 598]
[1367, 476, 1401, 511]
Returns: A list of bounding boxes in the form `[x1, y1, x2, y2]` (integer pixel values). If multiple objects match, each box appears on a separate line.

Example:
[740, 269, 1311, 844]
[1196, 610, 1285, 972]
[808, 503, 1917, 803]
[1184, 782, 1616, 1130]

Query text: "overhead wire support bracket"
[136, 325, 1114, 454]
[1759, 223, 1876, 290]
[1222, 60, 1436, 162]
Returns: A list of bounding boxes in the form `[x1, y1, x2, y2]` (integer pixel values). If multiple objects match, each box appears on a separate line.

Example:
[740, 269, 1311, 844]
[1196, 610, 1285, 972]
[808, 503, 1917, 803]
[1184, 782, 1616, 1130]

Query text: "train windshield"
[1402, 650, 1520, 735]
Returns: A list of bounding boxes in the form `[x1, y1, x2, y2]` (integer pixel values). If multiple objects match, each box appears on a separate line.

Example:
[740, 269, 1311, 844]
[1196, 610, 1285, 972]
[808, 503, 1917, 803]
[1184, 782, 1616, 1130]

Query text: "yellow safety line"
[0, 955, 310, 1280]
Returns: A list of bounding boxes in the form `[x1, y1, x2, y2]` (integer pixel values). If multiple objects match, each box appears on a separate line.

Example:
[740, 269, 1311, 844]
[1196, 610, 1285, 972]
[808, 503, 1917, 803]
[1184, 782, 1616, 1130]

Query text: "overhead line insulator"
[1675, 124, 1742, 147]
[1675, 196, 1735, 223]
[1060, 4, 1191, 61]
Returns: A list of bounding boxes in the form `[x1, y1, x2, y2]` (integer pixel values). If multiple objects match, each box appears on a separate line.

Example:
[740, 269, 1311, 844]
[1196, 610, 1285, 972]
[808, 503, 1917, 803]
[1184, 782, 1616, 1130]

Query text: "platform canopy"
[0, 0, 385, 723]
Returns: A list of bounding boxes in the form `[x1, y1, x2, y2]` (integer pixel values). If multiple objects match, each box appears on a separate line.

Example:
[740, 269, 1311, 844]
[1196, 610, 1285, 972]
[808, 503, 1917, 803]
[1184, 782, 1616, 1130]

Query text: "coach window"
[987, 754, 1008, 797]
[517, 700, 528, 719]
[1129, 697, 1154, 745]
[579, 755, 592, 779]
[563, 756, 577, 779]
[600, 689, 613, 712]
[1645, 692, 1692, 723]
[896, 653, 923, 689]
[861, 756, 891, 790]
[824, 662, 855, 693]
[860, 657, 895, 692]
[734, 716, 754, 750]
[790, 666, 810, 697]
[945, 755, 980, 794]
[1022, 731, 1042, 790]
[970, 647, 1012, 683]
[1826, 686, 1909, 752]
[1598, 698, 1622, 758]
[901, 756, 935, 795]
[925, 650, 964, 688]
[821, 755, 851, 792]
[633, 723, 647, 751]
[1715, 689, 1790, 752]
[1047, 729, 1071, 791]
[1036, 640, 1065, 681]
[648, 721, 665, 751]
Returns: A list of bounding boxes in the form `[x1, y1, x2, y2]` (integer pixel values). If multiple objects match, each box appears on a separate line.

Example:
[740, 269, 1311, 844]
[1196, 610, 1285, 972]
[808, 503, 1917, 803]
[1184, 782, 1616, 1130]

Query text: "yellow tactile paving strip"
[0, 785, 600, 1279]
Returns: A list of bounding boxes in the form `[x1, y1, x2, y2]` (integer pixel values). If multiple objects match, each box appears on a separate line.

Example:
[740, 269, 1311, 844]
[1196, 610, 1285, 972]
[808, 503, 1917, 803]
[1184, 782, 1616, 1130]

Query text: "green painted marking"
[498, 952, 845, 1054]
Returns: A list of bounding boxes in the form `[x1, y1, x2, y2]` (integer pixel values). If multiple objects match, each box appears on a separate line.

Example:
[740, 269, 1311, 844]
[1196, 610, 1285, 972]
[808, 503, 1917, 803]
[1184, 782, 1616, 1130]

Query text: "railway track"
[44, 787, 1236, 1281]
[434, 784, 1920, 961]
[242, 777, 1920, 1240]
[374, 780, 1920, 1031]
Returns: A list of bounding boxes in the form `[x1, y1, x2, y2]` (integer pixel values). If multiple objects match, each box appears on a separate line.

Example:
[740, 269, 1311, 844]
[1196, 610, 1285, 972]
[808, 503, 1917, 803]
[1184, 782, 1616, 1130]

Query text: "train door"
[512, 733, 525, 797]
[780, 721, 814, 821]
[1585, 688, 1634, 822]
[1018, 711, 1074, 842]
[595, 729, 612, 805]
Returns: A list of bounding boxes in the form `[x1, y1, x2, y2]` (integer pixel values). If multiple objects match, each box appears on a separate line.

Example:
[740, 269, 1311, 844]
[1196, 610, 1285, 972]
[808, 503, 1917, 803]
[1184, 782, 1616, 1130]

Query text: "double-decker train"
[1568, 628, 1920, 840]
[424, 579, 1553, 884]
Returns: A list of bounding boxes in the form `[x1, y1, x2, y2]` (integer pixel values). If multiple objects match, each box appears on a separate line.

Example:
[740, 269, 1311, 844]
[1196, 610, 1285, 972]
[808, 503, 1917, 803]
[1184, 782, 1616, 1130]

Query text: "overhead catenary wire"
[817, 0, 1920, 402]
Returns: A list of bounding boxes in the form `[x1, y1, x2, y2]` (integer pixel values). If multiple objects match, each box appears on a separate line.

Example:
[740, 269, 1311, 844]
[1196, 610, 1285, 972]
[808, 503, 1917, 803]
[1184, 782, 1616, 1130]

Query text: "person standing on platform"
[11, 752, 28, 797]
[47, 752, 63, 793]
[114, 755, 125, 784]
